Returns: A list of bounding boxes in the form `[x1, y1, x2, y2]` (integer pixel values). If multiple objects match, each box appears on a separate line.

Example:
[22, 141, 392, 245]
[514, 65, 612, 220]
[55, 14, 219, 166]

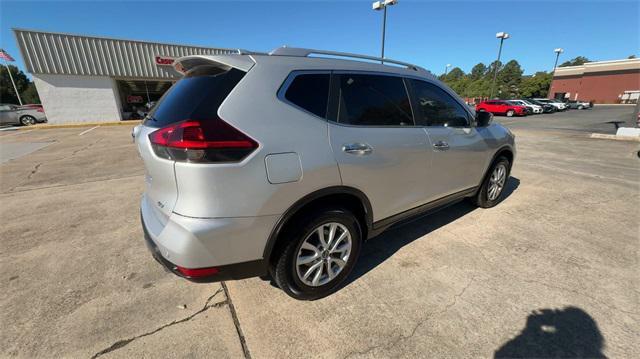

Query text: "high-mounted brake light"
[149, 119, 258, 163]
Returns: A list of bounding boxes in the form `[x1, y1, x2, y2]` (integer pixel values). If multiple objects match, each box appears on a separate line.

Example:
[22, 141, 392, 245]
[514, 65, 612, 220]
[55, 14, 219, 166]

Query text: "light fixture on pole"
[553, 48, 564, 71]
[444, 64, 451, 76]
[489, 32, 510, 99]
[372, 0, 398, 63]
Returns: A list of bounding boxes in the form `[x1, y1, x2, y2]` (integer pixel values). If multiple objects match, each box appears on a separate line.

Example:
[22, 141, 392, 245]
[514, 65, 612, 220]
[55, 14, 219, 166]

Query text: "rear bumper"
[140, 194, 276, 282]
[142, 214, 267, 282]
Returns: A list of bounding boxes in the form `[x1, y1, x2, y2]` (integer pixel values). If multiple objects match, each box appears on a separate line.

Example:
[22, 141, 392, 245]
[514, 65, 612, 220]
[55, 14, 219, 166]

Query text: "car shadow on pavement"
[345, 176, 520, 287]
[494, 306, 606, 358]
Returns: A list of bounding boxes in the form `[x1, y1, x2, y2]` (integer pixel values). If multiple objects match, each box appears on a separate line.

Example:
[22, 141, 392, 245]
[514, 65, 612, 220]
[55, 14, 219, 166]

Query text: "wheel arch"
[478, 145, 514, 190]
[263, 186, 373, 266]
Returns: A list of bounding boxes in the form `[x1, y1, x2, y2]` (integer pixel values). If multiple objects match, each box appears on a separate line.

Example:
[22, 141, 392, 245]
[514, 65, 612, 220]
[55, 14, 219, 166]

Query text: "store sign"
[127, 95, 144, 104]
[155, 55, 175, 66]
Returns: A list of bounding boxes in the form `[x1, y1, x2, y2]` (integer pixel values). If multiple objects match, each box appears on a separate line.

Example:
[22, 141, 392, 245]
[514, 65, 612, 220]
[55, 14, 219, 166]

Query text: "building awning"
[13, 28, 239, 79]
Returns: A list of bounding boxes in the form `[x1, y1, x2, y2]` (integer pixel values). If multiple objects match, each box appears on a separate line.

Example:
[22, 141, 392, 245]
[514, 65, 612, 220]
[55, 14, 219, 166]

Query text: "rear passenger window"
[284, 73, 330, 118]
[409, 79, 470, 127]
[337, 74, 413, 126]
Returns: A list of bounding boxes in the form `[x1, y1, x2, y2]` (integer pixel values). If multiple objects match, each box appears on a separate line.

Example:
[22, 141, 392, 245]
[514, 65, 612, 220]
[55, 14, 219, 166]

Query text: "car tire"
[472, 156, 511, 208]
[274, 208, 362, 300]
[506, 110, 514, 117]
[20, 115, 36, 126]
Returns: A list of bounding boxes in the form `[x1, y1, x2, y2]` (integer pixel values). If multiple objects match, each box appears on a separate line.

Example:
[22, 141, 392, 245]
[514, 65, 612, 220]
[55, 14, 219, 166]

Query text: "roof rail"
[269, 46, 429, 74]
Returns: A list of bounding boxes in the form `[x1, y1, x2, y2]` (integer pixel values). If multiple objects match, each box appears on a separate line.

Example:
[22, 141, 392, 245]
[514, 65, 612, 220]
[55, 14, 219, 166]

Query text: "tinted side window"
[337, 74, 413, 126]
[284, 73, 330, 118]
[410, 80, 469, 127]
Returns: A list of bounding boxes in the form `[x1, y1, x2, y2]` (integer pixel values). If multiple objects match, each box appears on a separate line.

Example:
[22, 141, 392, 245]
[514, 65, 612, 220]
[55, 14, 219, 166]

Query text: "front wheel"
[274, 208, 362, 300]
[472, 156, 511, 208]
[506, 110, 515, 117]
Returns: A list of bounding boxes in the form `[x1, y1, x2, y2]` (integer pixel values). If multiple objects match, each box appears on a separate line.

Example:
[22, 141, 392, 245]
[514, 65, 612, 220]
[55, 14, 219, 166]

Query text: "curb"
[19, 121, 141, 130]
[589, 133, 640, 142]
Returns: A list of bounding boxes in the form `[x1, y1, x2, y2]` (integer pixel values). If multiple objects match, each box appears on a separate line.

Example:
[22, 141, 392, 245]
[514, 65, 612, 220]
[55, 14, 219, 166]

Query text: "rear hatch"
[135, 56, 254, 222]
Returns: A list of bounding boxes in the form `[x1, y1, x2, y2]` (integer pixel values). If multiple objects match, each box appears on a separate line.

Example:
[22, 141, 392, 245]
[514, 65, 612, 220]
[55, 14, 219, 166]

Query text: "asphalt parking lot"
[1, 106, 638, 358]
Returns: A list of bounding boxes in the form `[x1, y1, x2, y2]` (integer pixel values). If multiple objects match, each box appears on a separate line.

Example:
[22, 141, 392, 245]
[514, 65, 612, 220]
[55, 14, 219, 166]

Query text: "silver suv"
[135, 47, 515, 300]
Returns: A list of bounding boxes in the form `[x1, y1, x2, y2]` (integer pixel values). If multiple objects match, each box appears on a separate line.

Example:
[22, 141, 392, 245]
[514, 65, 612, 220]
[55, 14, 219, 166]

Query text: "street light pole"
[372, 0, 397, 63]
[490, 32, 510, 99]
[381, 5, 387, 61]
[549, 48, 564, 100]
[444, 64, 451, 76]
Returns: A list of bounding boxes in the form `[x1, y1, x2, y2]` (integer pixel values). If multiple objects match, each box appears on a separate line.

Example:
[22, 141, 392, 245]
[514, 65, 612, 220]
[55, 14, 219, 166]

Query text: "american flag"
[0, 49, 15, 62]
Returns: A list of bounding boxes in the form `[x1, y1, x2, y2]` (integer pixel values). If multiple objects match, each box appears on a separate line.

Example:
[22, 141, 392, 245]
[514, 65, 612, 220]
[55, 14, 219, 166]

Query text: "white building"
[13, 29, 238, 124]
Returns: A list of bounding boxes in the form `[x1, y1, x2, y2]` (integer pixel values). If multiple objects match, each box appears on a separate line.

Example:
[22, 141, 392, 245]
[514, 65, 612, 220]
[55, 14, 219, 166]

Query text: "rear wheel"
[472, 156, 511, 208]
[506, 110, 515, 117]
[274, 208, 362, 300]
[20, 115, 36, 126]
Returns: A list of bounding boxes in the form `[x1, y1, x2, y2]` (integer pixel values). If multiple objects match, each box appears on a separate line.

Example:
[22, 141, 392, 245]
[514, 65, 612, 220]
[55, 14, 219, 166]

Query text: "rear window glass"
[144, 66, 245, 128]
[284, 73, 330, 118]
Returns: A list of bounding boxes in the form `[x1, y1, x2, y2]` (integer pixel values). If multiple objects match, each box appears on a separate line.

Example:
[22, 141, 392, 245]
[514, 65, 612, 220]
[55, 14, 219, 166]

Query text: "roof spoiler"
[174, 54, 256, 74]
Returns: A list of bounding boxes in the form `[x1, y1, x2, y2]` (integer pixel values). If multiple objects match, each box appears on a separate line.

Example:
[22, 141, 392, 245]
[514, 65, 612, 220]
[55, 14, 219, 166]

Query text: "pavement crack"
[8, 162, 43, 192]
[342, 277, 475, 359]
[222, 281, 252, 359]
[26, 163, 42, 180]
[69, 138, 103, 157]
[90, 288, 225, 359]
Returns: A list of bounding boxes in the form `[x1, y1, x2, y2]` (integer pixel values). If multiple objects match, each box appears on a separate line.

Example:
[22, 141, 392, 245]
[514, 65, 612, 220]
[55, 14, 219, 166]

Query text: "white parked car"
[533, 98, 567, 111]
[511, 99, 543, 114]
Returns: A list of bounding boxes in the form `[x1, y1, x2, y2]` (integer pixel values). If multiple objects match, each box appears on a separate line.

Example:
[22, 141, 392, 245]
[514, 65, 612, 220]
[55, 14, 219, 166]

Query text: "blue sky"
[1, 0, 638, 77]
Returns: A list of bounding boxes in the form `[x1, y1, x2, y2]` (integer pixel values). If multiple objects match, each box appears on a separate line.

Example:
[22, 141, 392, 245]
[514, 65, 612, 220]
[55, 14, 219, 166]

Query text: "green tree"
[469, 63, 488, 80]
[0, 64, 40, 104]
[559, 56, 592, 67]
[628, 55, 637, 59]
[22, 83, 41, 104]
[520, 72, 552, 98]
[496, 60, 523, 98]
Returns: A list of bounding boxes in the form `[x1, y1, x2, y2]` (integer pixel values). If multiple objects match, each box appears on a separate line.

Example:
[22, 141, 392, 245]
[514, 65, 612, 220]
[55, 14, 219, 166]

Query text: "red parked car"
[476, 100, 527, 117]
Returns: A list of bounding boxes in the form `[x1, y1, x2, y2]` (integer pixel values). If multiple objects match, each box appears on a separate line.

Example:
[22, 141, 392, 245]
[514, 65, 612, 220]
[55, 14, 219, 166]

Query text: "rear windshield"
[143, 66, 245, 128]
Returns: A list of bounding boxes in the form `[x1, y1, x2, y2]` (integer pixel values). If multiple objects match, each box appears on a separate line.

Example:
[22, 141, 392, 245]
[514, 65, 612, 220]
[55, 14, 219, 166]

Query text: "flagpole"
[3, 60, 23, 105]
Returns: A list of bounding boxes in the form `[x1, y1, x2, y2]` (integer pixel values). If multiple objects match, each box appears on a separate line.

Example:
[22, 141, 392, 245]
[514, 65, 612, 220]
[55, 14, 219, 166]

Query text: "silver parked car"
[134, 47, 516, 300]
[0, 103, 47, 126]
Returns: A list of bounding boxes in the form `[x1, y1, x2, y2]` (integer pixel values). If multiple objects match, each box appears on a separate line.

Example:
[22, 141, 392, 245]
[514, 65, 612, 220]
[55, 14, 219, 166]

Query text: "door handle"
[342, 143, 373, 155]
[433, 141, 450, 151]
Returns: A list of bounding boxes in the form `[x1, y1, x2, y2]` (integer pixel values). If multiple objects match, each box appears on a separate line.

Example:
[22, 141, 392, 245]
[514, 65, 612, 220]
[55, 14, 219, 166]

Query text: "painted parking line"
[78, 126, 99, 136]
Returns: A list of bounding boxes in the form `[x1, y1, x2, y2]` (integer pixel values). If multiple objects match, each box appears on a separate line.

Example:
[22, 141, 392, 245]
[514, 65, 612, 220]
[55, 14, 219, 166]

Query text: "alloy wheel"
[295, 222, 352, 287]
[488, 163, 507, 201]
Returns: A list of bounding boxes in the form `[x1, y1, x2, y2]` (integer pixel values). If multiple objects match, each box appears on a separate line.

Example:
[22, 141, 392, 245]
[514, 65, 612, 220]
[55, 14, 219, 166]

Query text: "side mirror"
[476, 111, 493, 127]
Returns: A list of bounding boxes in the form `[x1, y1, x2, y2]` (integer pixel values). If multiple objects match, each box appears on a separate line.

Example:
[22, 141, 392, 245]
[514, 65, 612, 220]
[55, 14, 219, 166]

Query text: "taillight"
[149, 119, 258, 163]
[37, 107, 44, 112]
